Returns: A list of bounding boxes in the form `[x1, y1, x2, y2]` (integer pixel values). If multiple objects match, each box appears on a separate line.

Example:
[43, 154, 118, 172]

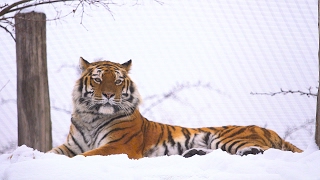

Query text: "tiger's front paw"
[236, 146, 264, 156]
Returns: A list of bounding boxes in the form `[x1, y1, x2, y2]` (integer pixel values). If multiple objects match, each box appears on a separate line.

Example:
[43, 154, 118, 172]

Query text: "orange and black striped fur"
[49, 58, 302, 158]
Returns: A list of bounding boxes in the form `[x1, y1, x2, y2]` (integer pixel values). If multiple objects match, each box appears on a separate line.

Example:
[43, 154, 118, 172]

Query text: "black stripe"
[78, 78, 83, 92]
[82, 76, 91, 97]
[125, 114, 145, 146]
[177, 142, 183, 155]
[221, 144, 226, 151]
[241, 134, 268, 147]
[163, 141, 169, 155]
[215, 136, 234, 150]
[125, 130, 143, 144]
[209, 136, 220, 149]
[87, 68, 94, 75]
[124, 79, 129, 94]
[215, 140, 221, 149]
[62, 144, 77, 157]
[204, 132, 211, 146]
[258, 135, 269, 147]
[181, 128, 191, 149]
[108, 133, 129, 144]
[71, 118, 87, 144]
[69, 133, 85, 153]
[167, 126, 175, 146]
[126, 95, 134, 103]
[262, 128, 271, 138]
[219, 126, 238, 137]
[220, 139, 234, 152]
[140, 119, 148, 150]
[57, 147, 64, 154]
[235, 142, 248, 153]
[142, 117, 149, 134]
[129, 82, 135, 93]
[107, 118, 135, 129]
[155, 124, 165, 146]
[215, 127, 247, 150]
[76, 110, 109, 116]
[94, 114, 129, 137]
[227, 140, 242, 153]
[225, 126, 248, 138]
[207, 127, 218, 131]
[190, 133, 198, 147]
[262, 128, 278, 148]
[98, 126, 133, 145]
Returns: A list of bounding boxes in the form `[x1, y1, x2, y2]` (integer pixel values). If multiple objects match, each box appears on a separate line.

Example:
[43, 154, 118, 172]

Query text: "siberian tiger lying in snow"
[49, 57, 302, 158]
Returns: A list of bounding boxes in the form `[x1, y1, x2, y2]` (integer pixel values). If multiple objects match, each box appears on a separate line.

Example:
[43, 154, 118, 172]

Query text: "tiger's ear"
[79, 57, 90, 71]
[122, 59, 132, 72]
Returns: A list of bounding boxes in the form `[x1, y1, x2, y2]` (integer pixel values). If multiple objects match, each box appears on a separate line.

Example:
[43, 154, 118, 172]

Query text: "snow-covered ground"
[1, 144, 320, 180]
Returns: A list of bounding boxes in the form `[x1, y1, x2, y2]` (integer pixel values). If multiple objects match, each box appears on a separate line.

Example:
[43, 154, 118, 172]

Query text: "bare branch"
[142, 81, 213, 114]
[283, 118, 315, 140]
[250, 87, 318, 98]
[0, 3, 9, 10]
[0, 0, 31, 17]
[0, 24, 15, 41]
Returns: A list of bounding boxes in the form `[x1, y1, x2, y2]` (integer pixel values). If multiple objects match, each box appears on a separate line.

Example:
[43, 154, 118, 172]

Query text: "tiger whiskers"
[117, 101, 135, 116]
[118, 104, 132, 116]
[87, 102, 100, 110]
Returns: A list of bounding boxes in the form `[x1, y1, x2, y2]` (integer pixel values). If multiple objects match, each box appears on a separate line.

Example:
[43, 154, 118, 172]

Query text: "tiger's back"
[49, 58, 302, 158]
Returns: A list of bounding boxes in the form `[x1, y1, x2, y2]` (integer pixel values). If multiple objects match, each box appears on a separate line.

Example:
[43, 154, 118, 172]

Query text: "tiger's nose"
[103, 92, 115, 99]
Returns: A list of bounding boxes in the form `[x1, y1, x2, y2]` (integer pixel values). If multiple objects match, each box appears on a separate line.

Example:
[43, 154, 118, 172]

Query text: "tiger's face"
[73, 57, 141, 115]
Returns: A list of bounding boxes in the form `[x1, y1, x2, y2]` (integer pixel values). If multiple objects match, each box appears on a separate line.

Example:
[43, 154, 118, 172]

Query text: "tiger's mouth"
[87, 100, 120, 112]
[90, 101, 116, 110]
[93, 99, 114, 105]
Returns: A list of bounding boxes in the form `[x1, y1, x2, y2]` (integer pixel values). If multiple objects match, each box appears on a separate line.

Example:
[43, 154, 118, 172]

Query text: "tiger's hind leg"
[182, 148, 213, 158]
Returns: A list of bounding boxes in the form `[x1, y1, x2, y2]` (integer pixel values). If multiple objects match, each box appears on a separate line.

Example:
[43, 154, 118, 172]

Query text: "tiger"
[49, 57, 303, 159]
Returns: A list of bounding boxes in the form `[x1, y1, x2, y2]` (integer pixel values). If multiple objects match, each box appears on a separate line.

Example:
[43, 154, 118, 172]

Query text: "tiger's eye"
[93, 78, 101, 83]
[115, 79, 122, 85]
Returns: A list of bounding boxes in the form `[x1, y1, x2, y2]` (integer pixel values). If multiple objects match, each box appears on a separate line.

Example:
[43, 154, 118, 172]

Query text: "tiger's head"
[72, 57, 141, 116]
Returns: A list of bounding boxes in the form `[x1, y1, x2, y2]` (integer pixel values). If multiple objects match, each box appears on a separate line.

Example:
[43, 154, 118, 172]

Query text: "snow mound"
[0, 144, 319, 180]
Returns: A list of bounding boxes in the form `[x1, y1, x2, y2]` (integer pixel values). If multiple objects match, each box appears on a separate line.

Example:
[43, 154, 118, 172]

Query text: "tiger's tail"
[282, 140, 303, 153]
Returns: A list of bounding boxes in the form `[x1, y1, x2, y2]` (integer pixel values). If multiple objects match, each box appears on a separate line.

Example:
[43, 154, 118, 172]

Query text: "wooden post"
[316, 1, 320, 148]
[15, 12, 52, 152]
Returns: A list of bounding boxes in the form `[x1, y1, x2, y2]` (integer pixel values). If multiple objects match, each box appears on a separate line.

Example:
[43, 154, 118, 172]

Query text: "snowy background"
[0, 0, 319, 179]
[0, 0, 319, 175]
